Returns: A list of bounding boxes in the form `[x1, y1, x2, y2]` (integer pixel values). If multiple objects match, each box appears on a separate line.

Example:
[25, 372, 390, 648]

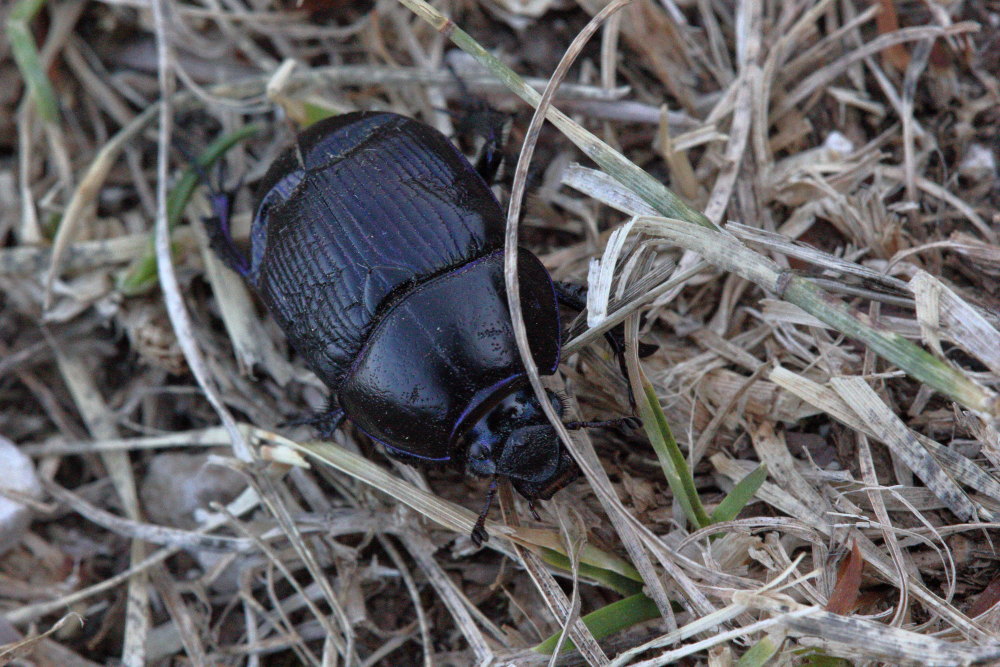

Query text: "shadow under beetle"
[206, 111, 644, 544]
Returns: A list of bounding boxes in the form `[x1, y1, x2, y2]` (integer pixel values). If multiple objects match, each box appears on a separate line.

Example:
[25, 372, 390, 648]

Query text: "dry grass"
[1, 0, 999, 665]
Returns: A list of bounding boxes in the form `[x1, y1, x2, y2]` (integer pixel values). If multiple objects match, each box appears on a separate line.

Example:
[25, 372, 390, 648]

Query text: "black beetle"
[206, 111, 640, 543]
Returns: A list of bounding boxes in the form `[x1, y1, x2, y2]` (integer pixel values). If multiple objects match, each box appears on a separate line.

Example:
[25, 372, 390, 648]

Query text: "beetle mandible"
[206, 111, 639, 543]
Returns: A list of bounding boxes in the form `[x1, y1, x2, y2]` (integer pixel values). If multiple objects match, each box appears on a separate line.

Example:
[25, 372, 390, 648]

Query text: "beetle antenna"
[471, 477, 498, 547]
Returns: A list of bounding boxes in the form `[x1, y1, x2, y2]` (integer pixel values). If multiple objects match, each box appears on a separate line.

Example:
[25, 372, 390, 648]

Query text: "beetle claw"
[470, 477, 498, 547]
[471, 523, 489, 547]
[622, 416, 643, 430]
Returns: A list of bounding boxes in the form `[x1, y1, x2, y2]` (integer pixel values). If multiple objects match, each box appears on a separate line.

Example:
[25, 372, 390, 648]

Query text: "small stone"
[140, 452, 246, 530]
[823, 130, 854, 158]
[0, 435, 43, 555]
[959, 143, 996, 181]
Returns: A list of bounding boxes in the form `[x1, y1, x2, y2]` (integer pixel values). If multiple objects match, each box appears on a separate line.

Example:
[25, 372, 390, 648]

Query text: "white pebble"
[140, 452, 245, 529]
[823, 131, 854, 158]
[0, 435, 43, 555]
[959, 143, 996, 181]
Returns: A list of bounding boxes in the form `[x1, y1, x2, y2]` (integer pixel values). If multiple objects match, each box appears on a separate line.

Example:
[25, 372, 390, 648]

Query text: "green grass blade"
[533, 593, 660, 655]
[711, 464, 767, 524]
[536, 547, 643, 597]
[636, 376, 712, 529]
[737, 636, 781, 666]
[301, 101, 339, 126]
[7, 0, 59, 123]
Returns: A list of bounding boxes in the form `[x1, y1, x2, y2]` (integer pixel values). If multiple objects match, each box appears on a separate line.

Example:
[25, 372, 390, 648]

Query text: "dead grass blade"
[8, 0, 1000, 663]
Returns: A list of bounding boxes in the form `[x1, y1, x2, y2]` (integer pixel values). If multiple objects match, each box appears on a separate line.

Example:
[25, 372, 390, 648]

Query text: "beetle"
[205, 111, 642, 544]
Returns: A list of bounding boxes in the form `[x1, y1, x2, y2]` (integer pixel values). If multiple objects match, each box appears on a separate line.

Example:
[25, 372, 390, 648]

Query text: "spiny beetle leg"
[281, 406, 345, 439]
[470, 523, 489, 548]
[451, 105, 510, 185]
[200, 161, 251, 277]
[471, 477, 499, 547]
[469, 109, 509, 184]
[553, 280, 587, 311]
[565, 416, 642, 432]
[442, 62, 512, 185]
[554, 281, 658, 357]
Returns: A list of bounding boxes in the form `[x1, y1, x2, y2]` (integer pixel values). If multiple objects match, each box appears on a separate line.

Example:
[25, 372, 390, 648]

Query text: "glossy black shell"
[246, 111, 561, 461]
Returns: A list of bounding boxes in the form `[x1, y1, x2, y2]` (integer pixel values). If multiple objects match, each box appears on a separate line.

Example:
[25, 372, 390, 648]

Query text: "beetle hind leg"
[201, 162, 251, 277]
[440, 63, 512, 185]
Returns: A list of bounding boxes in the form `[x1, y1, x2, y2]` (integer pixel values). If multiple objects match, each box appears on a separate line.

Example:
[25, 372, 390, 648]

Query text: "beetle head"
[464, 387, 578, 499]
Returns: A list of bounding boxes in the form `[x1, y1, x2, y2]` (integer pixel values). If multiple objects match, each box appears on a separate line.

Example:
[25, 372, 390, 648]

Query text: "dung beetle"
[206, 111, 642, 544]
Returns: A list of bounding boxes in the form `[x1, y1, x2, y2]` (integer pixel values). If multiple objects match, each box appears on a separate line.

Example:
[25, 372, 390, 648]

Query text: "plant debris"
[1, 1, 999, 664]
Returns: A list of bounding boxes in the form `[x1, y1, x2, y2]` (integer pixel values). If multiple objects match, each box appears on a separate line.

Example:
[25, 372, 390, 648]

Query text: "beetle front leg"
[471, 476, 498, 546]
[553, 281, 657, 354]
[553, 280, 587, 311]
[282, 404, 346, 439]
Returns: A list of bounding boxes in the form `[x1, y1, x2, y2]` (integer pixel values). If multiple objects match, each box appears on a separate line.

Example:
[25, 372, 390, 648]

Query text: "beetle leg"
[435, 104, 508, 184]
[553, 281, 658, 356]
[601, 328, 638, 411]
[281, 405, 346, 439]
[472, 120, 507, 185]
[565, 417, 642, 431]
[201, 162, 251, 277]
[471, 476, 498, 547]
[553, 281, 657, 410]
[554, 281, 658, 355]
[553, 280, 588, 311]
[442, 62, 511, 185]
[313, 408, 347, 439]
